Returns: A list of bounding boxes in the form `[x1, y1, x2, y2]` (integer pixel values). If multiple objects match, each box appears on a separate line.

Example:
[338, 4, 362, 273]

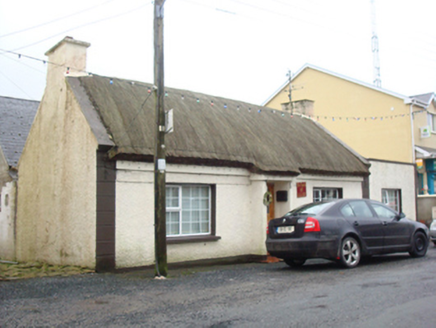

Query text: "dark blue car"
[266, 199, 430, 268]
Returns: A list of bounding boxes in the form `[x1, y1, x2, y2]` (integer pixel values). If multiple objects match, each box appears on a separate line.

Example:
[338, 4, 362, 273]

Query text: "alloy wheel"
[341, 237, 360, 268]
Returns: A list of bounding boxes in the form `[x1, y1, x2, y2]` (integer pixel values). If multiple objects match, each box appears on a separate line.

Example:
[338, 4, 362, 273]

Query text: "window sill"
[167, 235, 221, 245]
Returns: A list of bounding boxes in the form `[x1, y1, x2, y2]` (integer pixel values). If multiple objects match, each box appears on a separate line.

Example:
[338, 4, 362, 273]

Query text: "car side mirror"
[395, 213, 406, 221]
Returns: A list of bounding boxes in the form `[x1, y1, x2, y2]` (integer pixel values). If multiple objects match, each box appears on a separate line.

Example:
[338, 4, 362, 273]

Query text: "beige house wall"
[16, 40, 98, 267]
[265, 68, 414, 163]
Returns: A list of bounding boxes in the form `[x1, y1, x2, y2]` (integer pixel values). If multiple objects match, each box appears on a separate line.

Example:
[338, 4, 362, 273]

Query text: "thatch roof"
[68, 74, 369, 176]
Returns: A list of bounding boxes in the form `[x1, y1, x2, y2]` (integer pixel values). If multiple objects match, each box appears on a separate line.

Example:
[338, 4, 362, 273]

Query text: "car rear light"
[266, 224, 269, 235]
[304, 217, 320, 232]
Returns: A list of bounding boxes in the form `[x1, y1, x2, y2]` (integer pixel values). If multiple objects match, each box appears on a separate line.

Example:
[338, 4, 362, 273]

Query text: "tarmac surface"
[1, 246, 436, 327]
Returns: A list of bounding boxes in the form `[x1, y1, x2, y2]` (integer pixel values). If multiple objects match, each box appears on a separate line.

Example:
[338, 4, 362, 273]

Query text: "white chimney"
[44, 36, 90, 88]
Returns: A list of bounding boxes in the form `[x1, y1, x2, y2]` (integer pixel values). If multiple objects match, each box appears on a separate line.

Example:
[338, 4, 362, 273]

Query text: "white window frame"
[313, 188, 341, 202]
[166, 185, 211, 237]
[428, 113, 436, 132]
[382, 189, 401, 213]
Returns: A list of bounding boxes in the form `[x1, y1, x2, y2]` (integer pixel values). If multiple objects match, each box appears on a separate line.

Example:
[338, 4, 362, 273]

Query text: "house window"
[313, 188, 342, 202]
[382, 189, 401, 213]
[166, 185, 212, 237]
[428, 113, 436, 132]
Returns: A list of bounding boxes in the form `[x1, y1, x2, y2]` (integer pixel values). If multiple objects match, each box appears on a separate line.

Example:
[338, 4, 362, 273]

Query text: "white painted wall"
[0, 181, 16, 260]
[369, 160, 416, 220]
[115, 161, 365, 268]
[291, 174, 364, 209]
[115, 162, 269, 268]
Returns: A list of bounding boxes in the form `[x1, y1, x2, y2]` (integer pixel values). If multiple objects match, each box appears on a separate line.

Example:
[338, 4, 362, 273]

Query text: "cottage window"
[382, 189, 401, 213]
[166, 185, 212, 237]
[313, 188, 342, 202]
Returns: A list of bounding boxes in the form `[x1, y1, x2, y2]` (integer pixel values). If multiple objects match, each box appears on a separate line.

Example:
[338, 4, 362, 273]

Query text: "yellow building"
[265, 64, 436, 222]
[264, 64, 433, 163]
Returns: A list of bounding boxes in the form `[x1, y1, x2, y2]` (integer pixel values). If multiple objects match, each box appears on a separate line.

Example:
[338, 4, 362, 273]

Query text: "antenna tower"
[371, 0, 381, 87]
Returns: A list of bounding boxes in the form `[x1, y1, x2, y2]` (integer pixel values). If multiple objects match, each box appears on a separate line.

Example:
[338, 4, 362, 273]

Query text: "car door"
[370, 202, 412, 251]
[341, 200, 384, 252]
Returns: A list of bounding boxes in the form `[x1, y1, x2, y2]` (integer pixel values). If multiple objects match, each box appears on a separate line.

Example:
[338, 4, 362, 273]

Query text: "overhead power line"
[10, 2, 153, 52]
[0, 0, 115, 39]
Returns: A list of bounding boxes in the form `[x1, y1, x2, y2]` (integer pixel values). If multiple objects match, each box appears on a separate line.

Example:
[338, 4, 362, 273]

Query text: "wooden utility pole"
[154, 0, 167, 277]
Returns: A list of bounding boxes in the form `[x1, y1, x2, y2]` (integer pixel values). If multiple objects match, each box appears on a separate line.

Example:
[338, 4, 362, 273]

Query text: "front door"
[267, 183, 275, 222]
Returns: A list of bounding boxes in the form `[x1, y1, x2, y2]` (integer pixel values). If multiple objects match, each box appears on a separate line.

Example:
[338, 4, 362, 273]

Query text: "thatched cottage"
[14, 37, 369, 271]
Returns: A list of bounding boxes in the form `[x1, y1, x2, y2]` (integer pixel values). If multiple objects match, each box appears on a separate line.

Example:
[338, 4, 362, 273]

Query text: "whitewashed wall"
[369, 160, 416, 220]
[291, 175, 364, 209]
[115, 161, 366, 268]
[115, 162, 268, 268]
[0, 181, 16, 260]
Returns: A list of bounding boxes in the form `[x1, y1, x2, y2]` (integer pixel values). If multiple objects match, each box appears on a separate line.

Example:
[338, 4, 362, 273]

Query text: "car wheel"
[339, 236, 361, 268]
[409, 231, 428, 257]
[284, 258, 306, 267]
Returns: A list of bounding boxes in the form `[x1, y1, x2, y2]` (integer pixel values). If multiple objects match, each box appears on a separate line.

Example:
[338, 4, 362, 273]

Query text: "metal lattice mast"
[371, 0, 381, 88]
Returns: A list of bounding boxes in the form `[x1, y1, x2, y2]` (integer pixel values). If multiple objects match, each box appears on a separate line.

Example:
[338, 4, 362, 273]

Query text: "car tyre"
[284, 258, 306, 267]
[339, 236, 360, 268]
[409, 231, 428, 257]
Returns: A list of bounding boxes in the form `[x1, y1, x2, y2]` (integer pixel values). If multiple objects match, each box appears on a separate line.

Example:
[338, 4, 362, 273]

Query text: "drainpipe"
[410, 102, 418, 220]
[410, 103, 415, 163]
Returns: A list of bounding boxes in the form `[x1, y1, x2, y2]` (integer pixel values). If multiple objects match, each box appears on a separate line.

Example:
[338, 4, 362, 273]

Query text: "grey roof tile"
[0, 96, 39, 167]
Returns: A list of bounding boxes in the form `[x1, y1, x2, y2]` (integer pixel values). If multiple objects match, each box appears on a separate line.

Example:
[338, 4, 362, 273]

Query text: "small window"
[313, 188, 342, 202]
[348, 200, 374, 218]
[382, 189, 401, 213]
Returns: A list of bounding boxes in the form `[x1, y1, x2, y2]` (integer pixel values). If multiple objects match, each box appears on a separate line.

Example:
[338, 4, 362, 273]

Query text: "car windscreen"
[285, 202, 332, 216]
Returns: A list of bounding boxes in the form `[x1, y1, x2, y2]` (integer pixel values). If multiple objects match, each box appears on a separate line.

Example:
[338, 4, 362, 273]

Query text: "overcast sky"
[1, 0, 436, 105]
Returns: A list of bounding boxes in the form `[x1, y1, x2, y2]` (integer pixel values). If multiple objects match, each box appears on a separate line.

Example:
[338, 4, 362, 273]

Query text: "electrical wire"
[0, 70, 34, 99]
[0, 0, 116, 39]
[10, 2, 153, 52]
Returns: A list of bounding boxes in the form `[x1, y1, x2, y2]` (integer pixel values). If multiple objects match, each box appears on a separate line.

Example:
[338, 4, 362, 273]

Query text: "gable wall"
[16, 83, 99, 267]
[266, 68, 413, 163]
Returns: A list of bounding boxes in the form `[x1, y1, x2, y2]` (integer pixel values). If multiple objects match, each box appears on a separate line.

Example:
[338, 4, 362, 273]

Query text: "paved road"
[2, 246, 436, 327]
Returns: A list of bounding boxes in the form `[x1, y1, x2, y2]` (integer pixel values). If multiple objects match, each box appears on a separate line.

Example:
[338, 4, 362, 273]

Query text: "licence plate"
[277, 226, 294, 234]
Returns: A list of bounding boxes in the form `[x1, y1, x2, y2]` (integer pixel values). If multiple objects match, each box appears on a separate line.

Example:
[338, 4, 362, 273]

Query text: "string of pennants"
[139, 85, 425, 122]
[4, 48, 428, 123]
